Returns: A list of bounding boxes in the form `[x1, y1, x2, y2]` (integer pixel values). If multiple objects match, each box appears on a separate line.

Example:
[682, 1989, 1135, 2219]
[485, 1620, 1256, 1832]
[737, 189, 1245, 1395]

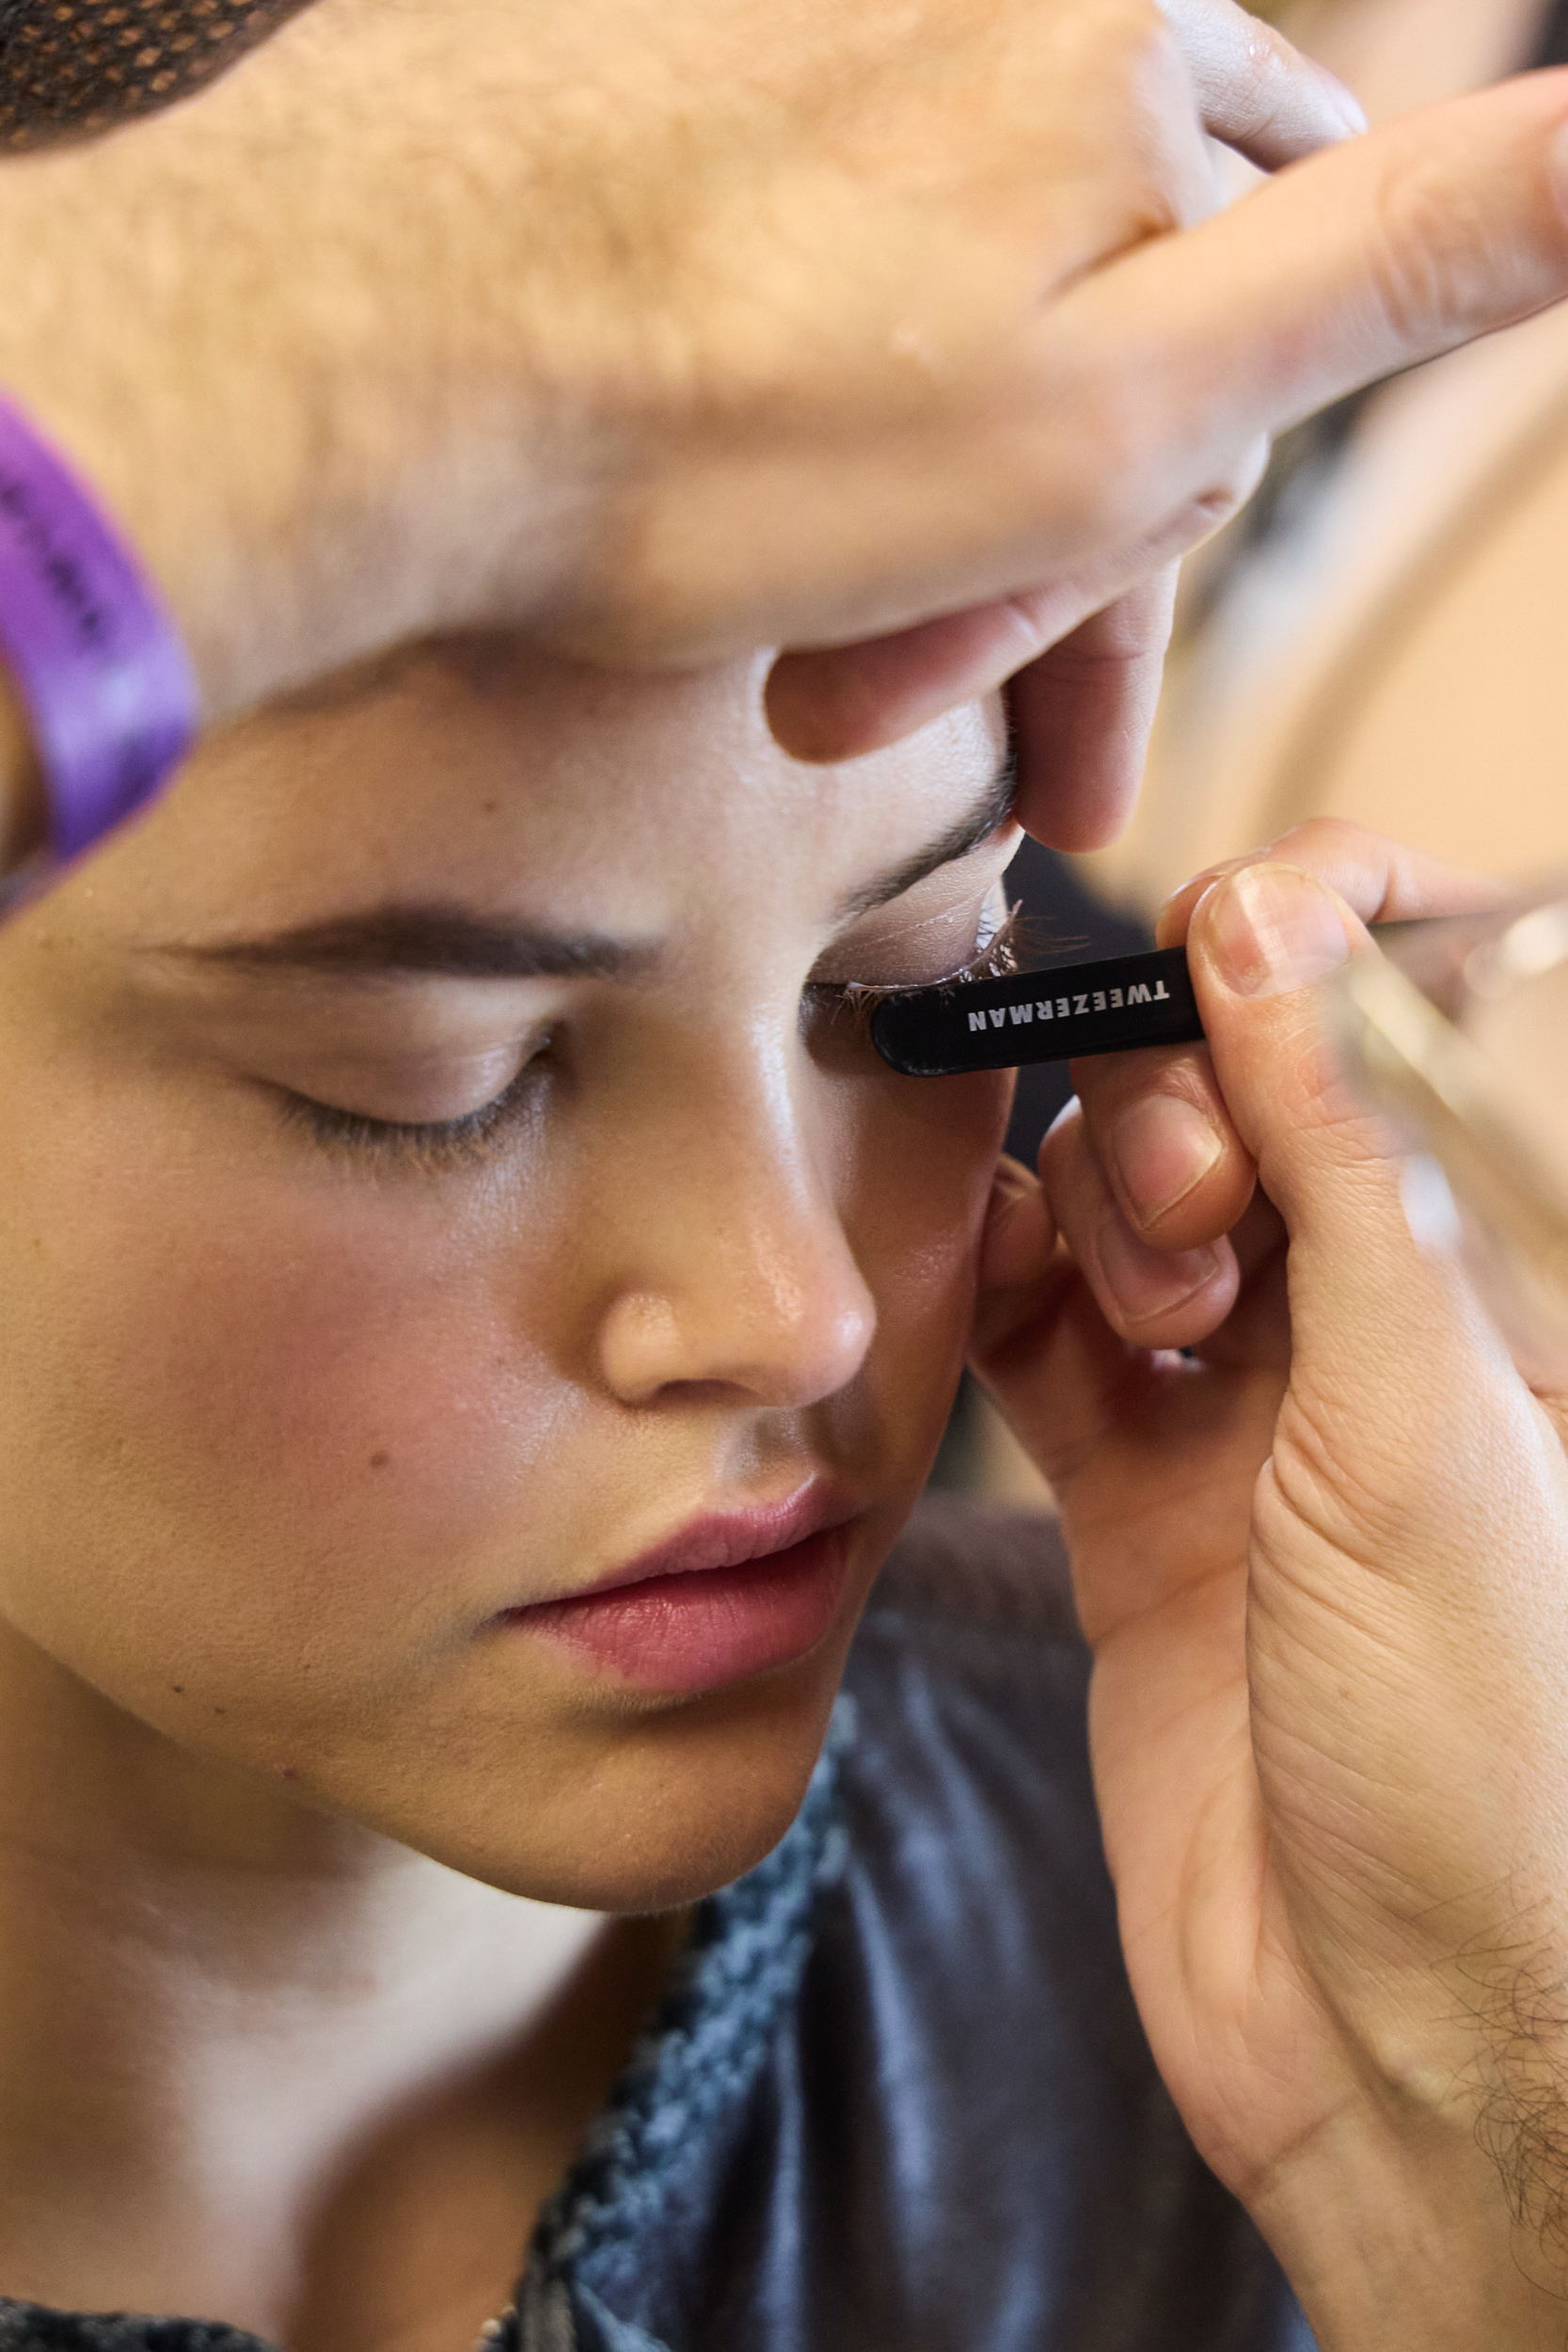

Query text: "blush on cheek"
[1, 1143, 578, 1684]
[0, 1042, 1005, 1739]
[168, 1200, 568, 1558]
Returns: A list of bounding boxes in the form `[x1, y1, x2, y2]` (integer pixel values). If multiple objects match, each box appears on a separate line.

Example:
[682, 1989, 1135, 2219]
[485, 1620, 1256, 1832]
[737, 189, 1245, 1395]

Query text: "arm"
[0, 0, 1344, 799]
[973, 820, 1568, 2341]
[2, 7, 1568, 870]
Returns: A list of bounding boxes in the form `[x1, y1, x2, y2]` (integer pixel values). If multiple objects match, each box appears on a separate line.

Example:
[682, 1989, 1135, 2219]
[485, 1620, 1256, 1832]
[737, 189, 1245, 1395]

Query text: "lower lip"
[514, 1526, 852, 1693]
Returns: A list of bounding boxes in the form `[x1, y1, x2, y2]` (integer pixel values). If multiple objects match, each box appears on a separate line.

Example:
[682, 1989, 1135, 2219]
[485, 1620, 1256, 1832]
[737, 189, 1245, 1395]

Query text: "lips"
[501, 1486, 858, 1694]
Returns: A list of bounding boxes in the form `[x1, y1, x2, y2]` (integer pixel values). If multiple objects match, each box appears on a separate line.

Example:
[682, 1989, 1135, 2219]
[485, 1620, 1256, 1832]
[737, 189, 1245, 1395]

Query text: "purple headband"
[0, 392, 198, 865]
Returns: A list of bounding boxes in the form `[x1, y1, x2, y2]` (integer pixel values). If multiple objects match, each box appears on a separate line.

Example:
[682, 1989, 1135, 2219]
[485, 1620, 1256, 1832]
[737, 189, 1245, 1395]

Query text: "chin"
[384, 1651, 848, 1914]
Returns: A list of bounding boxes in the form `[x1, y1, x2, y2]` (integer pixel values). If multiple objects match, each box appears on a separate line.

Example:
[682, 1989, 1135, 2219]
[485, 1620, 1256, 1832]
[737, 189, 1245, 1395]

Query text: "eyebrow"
[172, 907, 648, 983]
[166, 753, 1019, 983]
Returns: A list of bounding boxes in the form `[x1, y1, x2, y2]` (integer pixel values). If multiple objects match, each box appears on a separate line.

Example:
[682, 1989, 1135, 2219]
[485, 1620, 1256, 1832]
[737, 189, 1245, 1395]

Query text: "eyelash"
[277, 1038, 558, 1172]
[803, 902, 1023, 1027]
[282, 905, 1026, 1171]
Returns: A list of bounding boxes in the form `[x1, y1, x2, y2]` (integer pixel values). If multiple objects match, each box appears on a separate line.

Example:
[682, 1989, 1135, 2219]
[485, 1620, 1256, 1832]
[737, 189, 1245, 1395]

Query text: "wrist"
[0, 129, 360, 723]
[1252, 2079, 1567, 2348]
[0, 147, 470, 728]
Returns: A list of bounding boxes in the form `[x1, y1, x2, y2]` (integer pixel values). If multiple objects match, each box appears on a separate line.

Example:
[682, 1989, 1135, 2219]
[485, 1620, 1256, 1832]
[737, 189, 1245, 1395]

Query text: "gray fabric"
[0, 1499, 1317, 2352]
[550, 1499, 1315, 2352]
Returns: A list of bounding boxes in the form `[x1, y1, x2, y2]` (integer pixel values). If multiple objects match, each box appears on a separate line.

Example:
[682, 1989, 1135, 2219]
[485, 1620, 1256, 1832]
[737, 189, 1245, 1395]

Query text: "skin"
[12, 6, 1568, 869]
[0, 643, 1016, 2349]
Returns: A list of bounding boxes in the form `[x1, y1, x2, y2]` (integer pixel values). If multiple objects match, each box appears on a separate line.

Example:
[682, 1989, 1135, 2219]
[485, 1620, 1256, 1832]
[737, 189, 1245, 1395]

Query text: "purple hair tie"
[0, 392, 198, 864]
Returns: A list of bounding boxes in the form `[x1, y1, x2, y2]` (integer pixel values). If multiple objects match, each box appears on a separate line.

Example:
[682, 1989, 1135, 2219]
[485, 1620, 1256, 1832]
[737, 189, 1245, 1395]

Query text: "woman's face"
[0, 644, 1015, 1907]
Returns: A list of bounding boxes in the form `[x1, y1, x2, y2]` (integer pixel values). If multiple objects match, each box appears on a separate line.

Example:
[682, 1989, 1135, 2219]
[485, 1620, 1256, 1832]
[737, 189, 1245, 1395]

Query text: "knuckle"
[1364, 164, 1492, 345]
[1017, 343, 1266, 567]
[1273, 817, 1368, 858]
[1212, 20, 1298, 142]
[1030, 383, 1155, 542]
[1148, 466, 1261, 558]
[1355, 127, 1561, 354]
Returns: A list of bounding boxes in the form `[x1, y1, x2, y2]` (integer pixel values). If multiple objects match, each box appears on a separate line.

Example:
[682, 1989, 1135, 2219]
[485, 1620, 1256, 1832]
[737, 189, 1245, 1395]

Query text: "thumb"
[766, 566, 1184, 849]
[763, 563, 1181, 776]
[1187, 862, 1534, 1581]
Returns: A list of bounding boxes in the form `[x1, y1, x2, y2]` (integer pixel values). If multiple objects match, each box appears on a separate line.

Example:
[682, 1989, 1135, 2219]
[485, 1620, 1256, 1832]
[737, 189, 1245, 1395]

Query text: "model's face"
[0, 644, 1014, 1907]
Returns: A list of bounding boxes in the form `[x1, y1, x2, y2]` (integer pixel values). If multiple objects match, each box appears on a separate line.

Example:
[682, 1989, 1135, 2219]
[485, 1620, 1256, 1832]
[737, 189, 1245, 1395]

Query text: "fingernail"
[1400, 1152, 1462, 1255]
[1094, 1205, 1222, 1326]
[1111, 1095, 1222, 1231]
[1316, 66, 1368, 138]
[990, 1152, 1036, 1196]
[1209, 864, 1349, 998]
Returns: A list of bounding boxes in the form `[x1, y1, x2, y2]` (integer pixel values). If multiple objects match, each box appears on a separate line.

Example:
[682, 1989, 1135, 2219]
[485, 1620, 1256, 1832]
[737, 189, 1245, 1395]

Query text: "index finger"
[769, 77, 1568, 803]
[1047, 71, 1568, 549]
[1154, 820, 1514, 947]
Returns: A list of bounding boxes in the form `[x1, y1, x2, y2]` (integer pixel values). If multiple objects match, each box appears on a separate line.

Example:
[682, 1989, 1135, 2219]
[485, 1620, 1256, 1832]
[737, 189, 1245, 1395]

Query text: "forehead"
[57, 643, 1009, 946]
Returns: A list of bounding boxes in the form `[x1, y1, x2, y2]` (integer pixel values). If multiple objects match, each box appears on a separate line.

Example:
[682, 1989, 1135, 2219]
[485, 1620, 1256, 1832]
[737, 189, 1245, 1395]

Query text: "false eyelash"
[807, 904, 1035, 1029]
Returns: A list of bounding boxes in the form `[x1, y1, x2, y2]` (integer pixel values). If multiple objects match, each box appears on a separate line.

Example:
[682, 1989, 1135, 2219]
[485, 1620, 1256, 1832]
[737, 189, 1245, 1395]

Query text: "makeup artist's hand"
[6, 9, 1568, 873]
[3, 0, 1343, 879]
[971, 820, 1568, 2341]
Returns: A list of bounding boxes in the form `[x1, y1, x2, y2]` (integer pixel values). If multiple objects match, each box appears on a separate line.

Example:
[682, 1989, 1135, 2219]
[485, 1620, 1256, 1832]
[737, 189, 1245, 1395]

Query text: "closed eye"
[276, 1033, 556, 1170]
[277, 902, 1030, 1170]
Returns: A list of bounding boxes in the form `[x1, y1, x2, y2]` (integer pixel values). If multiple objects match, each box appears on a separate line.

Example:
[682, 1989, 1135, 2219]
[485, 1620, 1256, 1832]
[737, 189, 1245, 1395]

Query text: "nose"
[594, 1054, 877, 1411]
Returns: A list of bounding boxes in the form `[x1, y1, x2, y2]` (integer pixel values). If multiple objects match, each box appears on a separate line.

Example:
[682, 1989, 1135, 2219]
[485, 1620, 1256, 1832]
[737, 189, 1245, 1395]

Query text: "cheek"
[0, 1043, 1010, 1771]
[0, 1119, 575, 1703]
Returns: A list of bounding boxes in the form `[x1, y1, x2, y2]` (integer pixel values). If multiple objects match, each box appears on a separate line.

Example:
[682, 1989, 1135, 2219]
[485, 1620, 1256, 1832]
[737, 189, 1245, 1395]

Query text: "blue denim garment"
[0, 1501, 1316, 2352]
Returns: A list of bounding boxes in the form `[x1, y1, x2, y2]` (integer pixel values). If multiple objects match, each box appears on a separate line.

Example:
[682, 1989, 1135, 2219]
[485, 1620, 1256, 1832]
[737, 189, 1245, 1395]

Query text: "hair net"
[0, 2, 313, 149]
